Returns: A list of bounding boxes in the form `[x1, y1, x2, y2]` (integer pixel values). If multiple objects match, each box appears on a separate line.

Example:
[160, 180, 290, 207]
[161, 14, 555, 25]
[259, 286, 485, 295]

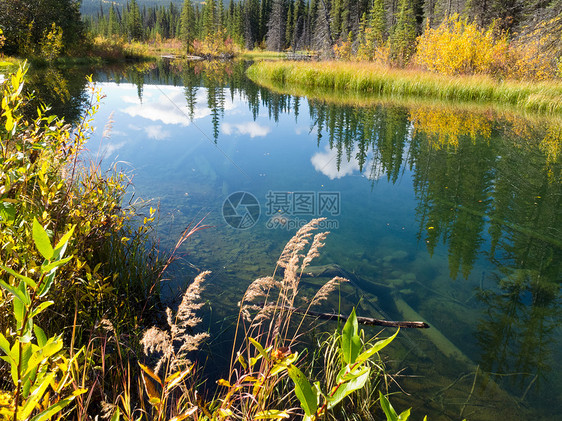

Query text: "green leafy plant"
[288, 308, 399, 420]
[0, 219, 85, 420]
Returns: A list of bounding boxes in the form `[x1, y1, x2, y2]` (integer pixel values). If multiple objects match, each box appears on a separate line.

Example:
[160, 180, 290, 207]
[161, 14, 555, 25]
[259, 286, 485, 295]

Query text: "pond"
[30, 59, 562, 420]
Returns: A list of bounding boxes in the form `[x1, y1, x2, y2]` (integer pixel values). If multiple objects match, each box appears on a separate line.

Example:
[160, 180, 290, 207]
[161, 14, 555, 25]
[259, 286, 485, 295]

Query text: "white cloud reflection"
[221, 121, 271, 138]
[311, 146, 361, 179]
[118, 85, 238, 127]
[145, 125, 171, 140]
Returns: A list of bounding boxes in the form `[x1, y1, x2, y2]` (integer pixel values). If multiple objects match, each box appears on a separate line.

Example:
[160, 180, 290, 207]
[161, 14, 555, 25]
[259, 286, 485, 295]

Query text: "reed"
[247, 61, 562, 114]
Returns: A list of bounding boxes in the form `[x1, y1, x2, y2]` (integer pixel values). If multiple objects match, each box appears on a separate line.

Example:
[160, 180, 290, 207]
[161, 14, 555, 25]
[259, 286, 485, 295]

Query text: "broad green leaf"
[287, 364, 318, 417]
[327, 366, 370, 409]
[0, 278, 30, 305]
[38, 272, 56, 298]
[20, 342, 32, 374]
[341, 308, 361, 365]
[13, 290, 25, 328]
[41, 336, 63, 358]
[33, 218, 53, 260]
[336, 362, 369, 383]
[20, 372, 56, 419]
[0, 201, 15, 224]
[254, 410, 290, 419]
[0, 333, 11, 355]
[29, 300, 54, 319]
[0, 264, 37, 288]
[30, 395, 76, 421]
[355, 329, 400, 366]
[52, 225, 75, 260]
[41, 255, 73, 274]
[379, 391, 398, 421]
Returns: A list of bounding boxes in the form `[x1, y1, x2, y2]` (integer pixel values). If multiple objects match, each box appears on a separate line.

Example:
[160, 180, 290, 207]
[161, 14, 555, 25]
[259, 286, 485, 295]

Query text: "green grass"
[240, 50, 287, 60]
[0, 57, 22, 70]
[247, 61, 562, 114]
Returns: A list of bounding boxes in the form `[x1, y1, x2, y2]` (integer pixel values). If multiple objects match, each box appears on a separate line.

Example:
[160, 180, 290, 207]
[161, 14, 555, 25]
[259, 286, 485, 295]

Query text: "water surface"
[38, 59, 562, 420]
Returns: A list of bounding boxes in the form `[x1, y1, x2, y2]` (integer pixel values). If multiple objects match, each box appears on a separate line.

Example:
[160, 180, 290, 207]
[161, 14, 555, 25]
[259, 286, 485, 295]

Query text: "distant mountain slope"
[80, 0, 187, 16]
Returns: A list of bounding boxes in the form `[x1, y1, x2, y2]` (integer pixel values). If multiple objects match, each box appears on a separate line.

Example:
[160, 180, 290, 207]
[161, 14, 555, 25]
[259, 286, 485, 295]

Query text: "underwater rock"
[388, 278, 406, 288]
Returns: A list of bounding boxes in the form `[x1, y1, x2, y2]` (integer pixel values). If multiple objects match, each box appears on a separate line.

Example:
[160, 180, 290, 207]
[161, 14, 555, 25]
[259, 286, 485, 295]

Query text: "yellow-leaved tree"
[414, 14, 508, 76]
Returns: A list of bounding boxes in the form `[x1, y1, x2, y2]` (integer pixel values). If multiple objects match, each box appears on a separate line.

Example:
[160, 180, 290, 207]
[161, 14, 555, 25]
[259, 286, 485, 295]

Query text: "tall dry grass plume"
[141, 270, 210, 375]
[238, 218, 348, 348]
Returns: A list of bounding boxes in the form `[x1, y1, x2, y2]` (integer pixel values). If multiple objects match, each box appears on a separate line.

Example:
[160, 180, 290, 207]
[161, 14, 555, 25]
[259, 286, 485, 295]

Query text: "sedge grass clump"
[247, 60, 562, 114]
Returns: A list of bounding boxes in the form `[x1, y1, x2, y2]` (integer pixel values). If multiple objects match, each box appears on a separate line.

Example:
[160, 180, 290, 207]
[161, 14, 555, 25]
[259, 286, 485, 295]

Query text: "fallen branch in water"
[267, 304, 430, 329]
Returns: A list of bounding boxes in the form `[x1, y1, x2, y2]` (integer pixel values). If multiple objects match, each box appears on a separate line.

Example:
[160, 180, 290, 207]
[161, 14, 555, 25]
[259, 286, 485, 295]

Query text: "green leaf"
[0, 278, 30, 305]
[110, 406, 121, 421]
[52, 225, 75, 260]
[0, 201, 16, 224]
[254, 410, 290, 419]
[398, 408, 411, 421]
[38, 272, 56, 298]
[288, 364, 318, 417]
[248, 337, 270, 361]
[341, 308, 361, 365]
[0, 264, 37, 288]
[379, 391, 398, 421]
[41, 255, 73, 274]
[33, 218, 53, 260]
[355, 329, 400, 366]
[30, 395, 76, 421]
[0, 333, 11, 355]
[20, 372, 56, 419]
[327, 366, 370, 409]
[29, 301, 54, 319]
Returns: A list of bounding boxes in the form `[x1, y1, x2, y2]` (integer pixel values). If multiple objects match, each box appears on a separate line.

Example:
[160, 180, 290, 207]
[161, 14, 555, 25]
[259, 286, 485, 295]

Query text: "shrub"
[414, 14, 508, 76]
[507, 17, 562, 81]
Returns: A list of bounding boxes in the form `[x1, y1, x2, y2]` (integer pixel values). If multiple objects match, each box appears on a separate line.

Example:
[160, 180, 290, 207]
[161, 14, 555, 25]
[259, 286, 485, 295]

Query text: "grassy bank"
[247, 61, 562, 114]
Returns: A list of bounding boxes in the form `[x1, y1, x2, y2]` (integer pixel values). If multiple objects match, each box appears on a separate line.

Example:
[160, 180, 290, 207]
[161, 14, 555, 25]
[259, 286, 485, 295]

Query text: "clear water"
[37, 60, 562, 419]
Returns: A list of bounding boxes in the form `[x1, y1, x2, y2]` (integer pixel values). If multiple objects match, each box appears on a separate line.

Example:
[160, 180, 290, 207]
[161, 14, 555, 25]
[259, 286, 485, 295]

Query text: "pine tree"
[202, 0, 217, 39]
[390, 0, 417, 66]
[128, 0, 143, 40]
[108, 4, 119, 37]
[180, 0, 195, 51]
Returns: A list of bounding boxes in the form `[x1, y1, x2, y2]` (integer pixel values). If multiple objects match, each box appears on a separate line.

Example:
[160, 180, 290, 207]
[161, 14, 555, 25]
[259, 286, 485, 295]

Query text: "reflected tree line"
[29, 59, 561, 397]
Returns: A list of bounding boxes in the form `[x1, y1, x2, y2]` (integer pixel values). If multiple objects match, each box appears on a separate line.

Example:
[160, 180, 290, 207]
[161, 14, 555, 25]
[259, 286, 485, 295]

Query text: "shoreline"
[247, 60, 562, 114]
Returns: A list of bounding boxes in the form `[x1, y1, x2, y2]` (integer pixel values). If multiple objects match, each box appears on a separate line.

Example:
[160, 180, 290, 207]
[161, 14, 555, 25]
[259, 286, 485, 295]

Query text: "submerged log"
[278, 304, 429, 329]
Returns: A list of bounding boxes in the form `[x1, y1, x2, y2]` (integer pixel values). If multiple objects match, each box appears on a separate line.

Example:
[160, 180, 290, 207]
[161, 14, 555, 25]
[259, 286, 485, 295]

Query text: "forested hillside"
[80, 0, 185, 16]
[81, 0, 561, 78]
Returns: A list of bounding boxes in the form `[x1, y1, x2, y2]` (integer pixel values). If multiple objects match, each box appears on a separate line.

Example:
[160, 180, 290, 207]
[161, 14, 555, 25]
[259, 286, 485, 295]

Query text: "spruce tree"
[180, 0, 195, 51]
[390, 0, 417, 66]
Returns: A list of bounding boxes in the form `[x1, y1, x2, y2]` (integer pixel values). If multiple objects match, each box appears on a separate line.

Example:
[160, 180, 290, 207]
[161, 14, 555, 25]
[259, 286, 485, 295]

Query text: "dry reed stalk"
[141, 271, 210, 375]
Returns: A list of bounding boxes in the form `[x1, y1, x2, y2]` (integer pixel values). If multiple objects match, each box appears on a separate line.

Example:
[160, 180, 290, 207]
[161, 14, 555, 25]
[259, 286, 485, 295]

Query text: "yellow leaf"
[141, 371, 161, 407]
[217, 378, 231, 387]
[139, 362, 162, 386]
